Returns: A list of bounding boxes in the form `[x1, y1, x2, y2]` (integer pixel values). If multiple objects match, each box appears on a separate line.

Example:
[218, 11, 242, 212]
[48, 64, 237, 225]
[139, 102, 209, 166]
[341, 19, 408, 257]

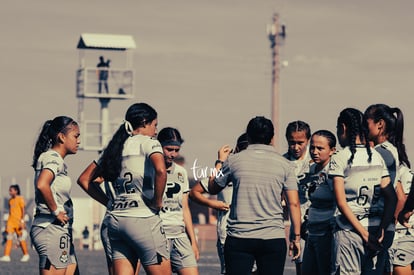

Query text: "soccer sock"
[20, 240, 29, 255]
[4, 240, 12, 256]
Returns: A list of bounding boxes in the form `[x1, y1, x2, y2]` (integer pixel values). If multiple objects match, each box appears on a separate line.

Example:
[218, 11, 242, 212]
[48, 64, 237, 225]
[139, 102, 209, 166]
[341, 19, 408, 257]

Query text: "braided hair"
[337, 108, 372, 165]
[364, 104, 410, 168]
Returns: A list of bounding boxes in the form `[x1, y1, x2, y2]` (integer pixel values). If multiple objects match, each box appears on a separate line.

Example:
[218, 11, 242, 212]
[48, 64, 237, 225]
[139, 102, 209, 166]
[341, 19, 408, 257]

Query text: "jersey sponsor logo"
[165, 182, 181, 198]
[113, 199, 139, 209]
[161, 206, 181, 212]
[152, 144, 162, 149]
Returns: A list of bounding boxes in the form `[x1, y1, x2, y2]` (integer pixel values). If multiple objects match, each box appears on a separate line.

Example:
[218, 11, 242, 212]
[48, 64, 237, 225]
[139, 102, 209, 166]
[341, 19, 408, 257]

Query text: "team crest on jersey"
[177, 172, 184, 183]
[60, 250, 68, 263]
[329, 159, 338, 170]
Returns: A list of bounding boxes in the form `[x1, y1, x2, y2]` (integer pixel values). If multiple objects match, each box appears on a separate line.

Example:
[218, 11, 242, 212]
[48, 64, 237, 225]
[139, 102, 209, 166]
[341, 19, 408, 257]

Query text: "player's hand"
[211, 201, 230, 211]
[398, 210, 413, 228]
[56, 211, 69, 226]
[217, 145, 232, 162]
[365, 231, 383, 256]
[192, 242, 200, 261]
[289, 241, 300, 261]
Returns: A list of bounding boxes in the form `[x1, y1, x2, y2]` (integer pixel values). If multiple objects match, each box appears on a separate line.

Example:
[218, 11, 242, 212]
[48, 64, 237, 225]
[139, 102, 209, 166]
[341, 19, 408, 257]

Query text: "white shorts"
[332, 228, 394, 275]
[30, 224, 77, 270]
[108, 214, 169, 266]
[389, 230, 414, 269]
[100, 213, 112, 266]
[167, 237, 198, 272]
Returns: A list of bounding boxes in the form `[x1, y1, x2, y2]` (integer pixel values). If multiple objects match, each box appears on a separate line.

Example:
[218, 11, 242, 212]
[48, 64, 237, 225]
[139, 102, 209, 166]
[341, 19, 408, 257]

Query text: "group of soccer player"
[11, 101, 414, 275]
[190, 104, 414, 275]
[275, 104, 413, 275]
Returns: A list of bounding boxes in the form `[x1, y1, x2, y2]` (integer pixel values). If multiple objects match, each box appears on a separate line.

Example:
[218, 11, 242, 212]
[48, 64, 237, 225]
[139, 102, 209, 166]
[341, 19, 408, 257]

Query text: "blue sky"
[1, 0, 414, 197]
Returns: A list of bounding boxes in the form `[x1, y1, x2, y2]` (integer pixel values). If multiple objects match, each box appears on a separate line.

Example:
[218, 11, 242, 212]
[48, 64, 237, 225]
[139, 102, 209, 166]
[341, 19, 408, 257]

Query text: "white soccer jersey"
[329, 145, 389, 230]
[159, 163, 189, 238]
[107, 134, 163, 217]
[33, 150, 74, 228]
[284, 149, 313, 207]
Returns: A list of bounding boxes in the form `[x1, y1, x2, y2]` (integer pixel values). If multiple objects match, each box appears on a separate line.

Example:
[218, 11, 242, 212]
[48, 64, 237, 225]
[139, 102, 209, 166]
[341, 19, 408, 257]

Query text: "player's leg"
[135, 216, 171, 275]
[170, 237, 198, 275]
[31, 224, 71, 275]
[393, 234, 414, 275]
[224, 236, 256, 275]
[254, 238, 286, 275]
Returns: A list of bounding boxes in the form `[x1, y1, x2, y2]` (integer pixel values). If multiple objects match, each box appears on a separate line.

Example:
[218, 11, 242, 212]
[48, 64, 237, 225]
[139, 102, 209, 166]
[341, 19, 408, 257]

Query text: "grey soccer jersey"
[105, 134, 163, 217]
[215, 144, 297, 239]
[329, 145, 389, 230]
[33, 150, 74, 228]
[307, 162, 336, 236]
[159, 162, 189, 238]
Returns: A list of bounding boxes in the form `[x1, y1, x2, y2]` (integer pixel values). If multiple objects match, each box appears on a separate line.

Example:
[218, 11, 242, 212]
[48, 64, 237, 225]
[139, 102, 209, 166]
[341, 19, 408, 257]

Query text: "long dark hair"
[364, 104, 410, 168]
[337, 108, 372, 165]
[32, 116, 77, 169]
[99, 103, 158, 182]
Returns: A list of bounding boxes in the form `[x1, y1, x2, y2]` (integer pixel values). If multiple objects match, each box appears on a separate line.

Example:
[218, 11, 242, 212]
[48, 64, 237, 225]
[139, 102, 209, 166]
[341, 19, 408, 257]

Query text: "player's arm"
[394, 181, 406, 224]
[36, 169, 68, 224]
[379, 176, 397, 233]
[189, 181, 230, 211]
[209, 145, 232, 195]
[399, 177, 414, 227]
[19, 197, 26, 228]
[183, 193, 200, 260]
[150, 152, 167, 210]
[77, 161, 108, 207]
[333, 176, 369, 241]
[285, 189, 301, 261]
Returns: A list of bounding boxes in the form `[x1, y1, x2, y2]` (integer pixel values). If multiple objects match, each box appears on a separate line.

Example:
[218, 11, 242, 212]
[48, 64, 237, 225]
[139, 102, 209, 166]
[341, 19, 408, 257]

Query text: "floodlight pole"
[268, 13, 286, 152]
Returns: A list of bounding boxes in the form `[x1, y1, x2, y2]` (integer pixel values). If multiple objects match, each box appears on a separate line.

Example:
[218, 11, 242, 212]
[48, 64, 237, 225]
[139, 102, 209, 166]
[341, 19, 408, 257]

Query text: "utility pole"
[267, 13, 286, 152]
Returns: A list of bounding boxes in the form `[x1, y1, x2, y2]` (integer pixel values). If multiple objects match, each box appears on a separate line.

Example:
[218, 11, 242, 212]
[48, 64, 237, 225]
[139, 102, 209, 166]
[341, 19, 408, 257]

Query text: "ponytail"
[32, 116, 77, 169]
[32, 120, 53, 169]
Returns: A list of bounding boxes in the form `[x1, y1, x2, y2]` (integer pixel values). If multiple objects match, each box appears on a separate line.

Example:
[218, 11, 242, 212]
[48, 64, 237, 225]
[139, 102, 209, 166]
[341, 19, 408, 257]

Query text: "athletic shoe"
[20, 255, 30, 262]
[0, 255, 11, 262]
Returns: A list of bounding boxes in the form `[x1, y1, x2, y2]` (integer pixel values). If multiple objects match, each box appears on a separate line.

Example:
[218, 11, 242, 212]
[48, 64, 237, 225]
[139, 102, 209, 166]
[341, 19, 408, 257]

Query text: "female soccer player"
[30, 116, 80, 275]
[283, 120, 312, 275]
[330, 108, 397, 274]
[301, 130, 336, 275]
[77, 102, 171, 275]
[364, 103, 412, 274]
[157, 127, 199, 275]
[0, 184, 30, 262]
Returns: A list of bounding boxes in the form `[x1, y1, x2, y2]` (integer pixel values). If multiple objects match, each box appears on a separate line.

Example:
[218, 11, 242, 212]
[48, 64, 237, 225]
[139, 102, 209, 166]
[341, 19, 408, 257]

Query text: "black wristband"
[215, 160, 224, 166]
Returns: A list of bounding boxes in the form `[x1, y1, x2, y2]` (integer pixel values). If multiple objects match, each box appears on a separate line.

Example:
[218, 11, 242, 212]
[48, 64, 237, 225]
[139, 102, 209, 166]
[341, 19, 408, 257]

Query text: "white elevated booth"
[76, 33, 136, 151]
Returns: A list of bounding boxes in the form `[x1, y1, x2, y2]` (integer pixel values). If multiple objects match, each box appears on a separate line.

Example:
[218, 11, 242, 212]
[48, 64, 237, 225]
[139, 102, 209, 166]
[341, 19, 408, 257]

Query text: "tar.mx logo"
[190, 159, 224, 180]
